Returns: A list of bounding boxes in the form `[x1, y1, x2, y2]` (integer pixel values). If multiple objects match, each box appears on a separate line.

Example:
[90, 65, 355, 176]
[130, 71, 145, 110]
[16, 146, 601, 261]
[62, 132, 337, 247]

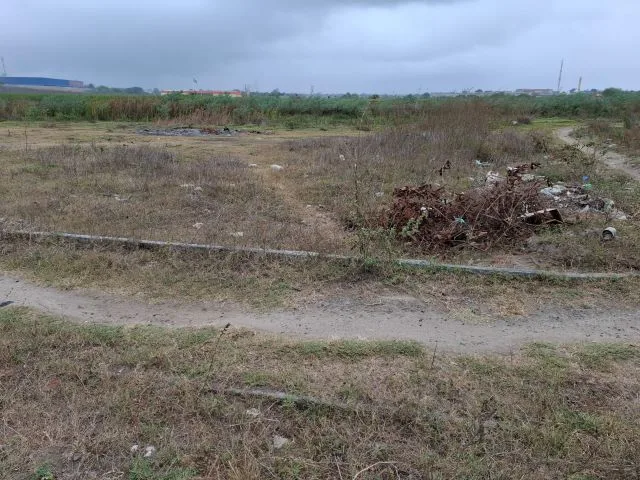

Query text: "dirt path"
[1, 273, 638, 353]
[556, 126, 640, 181]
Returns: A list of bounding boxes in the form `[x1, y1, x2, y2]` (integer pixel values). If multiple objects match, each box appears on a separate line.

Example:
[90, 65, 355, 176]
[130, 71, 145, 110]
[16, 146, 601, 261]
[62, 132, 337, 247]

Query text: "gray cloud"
[2, 0, 638, 92]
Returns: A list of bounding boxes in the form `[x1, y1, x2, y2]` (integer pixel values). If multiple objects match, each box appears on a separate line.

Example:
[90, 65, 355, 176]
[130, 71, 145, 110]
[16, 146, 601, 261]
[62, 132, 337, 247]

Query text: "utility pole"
[1, 57, 7, 77]
[556, 59, 564, 93]
[578, 76, 582, 93]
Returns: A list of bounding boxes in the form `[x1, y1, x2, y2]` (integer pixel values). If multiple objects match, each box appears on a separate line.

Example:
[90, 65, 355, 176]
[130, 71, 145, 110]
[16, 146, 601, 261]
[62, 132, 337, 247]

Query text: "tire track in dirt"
[1, 273, 638, 353]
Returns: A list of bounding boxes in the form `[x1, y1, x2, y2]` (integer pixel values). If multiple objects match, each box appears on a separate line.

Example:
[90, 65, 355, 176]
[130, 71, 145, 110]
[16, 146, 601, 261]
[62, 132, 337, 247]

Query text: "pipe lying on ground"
[2, 229, 636, 280]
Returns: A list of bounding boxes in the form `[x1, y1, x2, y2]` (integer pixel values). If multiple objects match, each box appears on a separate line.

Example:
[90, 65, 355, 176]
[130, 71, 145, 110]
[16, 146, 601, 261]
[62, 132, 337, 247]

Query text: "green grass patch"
[575, 343, 639, 370]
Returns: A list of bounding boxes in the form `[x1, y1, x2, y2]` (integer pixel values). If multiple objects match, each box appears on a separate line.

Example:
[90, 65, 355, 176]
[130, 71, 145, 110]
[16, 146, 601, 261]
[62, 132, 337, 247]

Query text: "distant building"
[515, 89, 556, 96]
[0, 76, 84, 89]
[160, 89, 243, 97]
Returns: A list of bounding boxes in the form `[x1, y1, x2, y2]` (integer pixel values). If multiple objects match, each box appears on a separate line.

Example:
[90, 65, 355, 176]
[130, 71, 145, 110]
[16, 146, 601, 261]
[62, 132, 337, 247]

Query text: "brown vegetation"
[1, 308, 639, 479]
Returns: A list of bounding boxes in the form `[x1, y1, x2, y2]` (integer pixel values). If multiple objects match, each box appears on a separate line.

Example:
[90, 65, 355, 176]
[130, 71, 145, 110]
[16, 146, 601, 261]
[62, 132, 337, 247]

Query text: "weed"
[31, 465, 55, 480]
[575, 343, 639, 370]
[129, 458, 195, 480]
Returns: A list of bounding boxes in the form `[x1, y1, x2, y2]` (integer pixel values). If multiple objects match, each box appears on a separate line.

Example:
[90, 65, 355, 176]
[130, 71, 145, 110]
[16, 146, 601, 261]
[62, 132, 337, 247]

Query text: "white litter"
[143, 446, 156, 458]
[272, 435, 291, 449]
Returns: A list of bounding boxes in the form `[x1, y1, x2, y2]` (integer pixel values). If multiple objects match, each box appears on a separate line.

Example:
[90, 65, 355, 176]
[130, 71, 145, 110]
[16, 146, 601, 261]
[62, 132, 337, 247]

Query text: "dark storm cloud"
[2, 0, 639, 92]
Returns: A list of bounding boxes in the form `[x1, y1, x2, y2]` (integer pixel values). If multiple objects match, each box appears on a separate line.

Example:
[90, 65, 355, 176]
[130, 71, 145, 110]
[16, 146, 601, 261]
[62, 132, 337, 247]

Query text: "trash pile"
[385, 175, 549, 250]
[385, 159, 629, 251]
[539, 180, 628, 221]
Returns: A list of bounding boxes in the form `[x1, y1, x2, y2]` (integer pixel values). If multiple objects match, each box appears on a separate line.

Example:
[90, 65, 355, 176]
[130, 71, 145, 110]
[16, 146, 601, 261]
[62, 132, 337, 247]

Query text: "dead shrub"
[384, 179, 549, 251]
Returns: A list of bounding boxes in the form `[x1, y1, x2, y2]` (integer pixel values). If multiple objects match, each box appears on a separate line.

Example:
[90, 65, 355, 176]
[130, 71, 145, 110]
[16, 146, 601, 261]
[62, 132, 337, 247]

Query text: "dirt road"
[1, 273, 638, 353]
[556, 126, 640, 181]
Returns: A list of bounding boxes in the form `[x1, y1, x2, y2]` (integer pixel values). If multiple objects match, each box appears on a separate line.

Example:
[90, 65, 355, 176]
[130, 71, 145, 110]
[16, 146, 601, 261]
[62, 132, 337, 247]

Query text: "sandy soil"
[1, 273, 638, 353]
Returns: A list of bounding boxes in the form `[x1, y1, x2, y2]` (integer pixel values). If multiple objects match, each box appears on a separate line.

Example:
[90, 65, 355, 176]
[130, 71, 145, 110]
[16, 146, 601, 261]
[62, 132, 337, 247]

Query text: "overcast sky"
[3, 0, 639, 93]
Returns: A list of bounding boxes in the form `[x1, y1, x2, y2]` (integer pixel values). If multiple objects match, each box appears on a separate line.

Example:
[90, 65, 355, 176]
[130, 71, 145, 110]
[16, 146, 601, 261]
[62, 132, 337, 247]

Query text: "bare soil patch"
[1, 263, 639, 353]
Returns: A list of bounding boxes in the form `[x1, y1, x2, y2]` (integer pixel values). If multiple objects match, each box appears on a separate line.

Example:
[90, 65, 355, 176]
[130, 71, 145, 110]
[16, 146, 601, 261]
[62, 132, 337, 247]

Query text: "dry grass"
[1, 307, 639, 479]
[578, 119, 640, 159]
[0, 237, 638, 315]
[0, 142, 346, 254]
[1, 109, 640, 285]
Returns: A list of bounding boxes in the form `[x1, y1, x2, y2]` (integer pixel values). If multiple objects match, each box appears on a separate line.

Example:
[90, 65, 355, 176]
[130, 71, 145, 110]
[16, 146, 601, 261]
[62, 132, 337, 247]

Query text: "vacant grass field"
[1, 102, 640, 272]
[1, 95, 640, 480]
[1, 307, 639, 479]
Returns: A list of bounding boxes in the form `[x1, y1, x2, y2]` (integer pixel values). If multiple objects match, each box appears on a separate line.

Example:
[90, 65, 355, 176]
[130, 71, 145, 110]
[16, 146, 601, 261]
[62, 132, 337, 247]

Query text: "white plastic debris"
[230, 231, 244, 238]
[541, 185, 567, 197]
[602, 227, 617, 240]
[375, 191, 384, 197]
[610, 209, 628, 221]
[339, 154, 346, 161]
[130, 444, 140, 454]
[248, 163, 258, 168]
[143, 446, 157, 458]
[485, 171, 503, 184]
[270, 164, 284, 171]
[193, 186, 203, 192]
[245, 408, 261, 417]
[272, 435, 291, 449]
[193, 222, 204, 229]
[180, 184, 195, 188]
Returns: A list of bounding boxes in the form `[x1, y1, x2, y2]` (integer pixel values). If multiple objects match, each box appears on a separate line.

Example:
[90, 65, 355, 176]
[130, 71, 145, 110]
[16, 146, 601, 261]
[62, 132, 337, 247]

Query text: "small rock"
[193, 222, 204, 229]
[270, 164, 284, 171]
[272, 435, 291, 449]
[193, 186, 203, 192]
[180, 184, 195, 188]
[248, 163, 258, 168]
[130, 444, 140, 454]
[230, 231, 244, 238]
[144, 446, 157, 458]
[245, 408, 261, 417]
[375, 191, 384, 197]
[339, 154, 346, 161]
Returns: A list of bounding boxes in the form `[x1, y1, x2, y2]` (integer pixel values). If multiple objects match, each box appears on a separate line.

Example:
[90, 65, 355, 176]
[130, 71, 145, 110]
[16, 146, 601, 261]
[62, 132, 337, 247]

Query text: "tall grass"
[2, 91, 640, 125]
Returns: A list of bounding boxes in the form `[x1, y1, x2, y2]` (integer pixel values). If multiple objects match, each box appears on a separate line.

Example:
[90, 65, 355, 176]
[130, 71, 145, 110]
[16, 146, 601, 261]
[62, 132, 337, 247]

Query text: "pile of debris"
[385, 175, 550, 250]
[385, 158, 630, 251]
[539, 182, 628, 220]
[137, 127, 247, 137]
